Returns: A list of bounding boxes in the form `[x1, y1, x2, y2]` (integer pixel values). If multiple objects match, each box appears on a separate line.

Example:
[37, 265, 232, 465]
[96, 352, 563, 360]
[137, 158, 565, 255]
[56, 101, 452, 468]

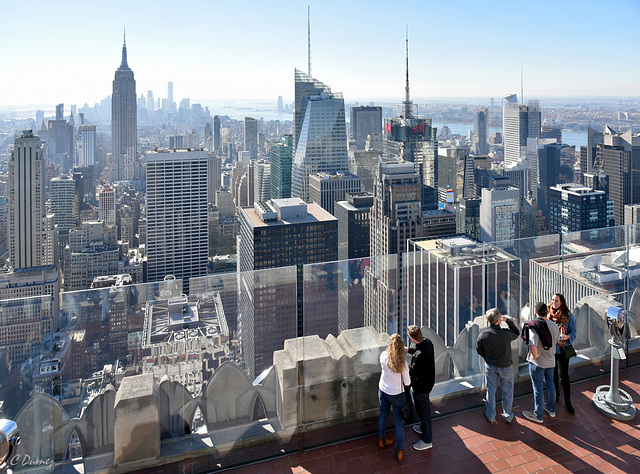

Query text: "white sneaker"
[522, 410, 543, 424]
[544, 407, 556, 418]
[412, 425, 422, 435]
[413, 440, 433, 451]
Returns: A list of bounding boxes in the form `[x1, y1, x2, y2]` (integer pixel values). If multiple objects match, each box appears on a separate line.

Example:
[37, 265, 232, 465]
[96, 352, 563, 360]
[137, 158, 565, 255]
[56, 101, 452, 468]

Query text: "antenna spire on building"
[403, 26, 413, 119]
[520, 65, 523, 105]
[308, 6, 311, 76]
[120, 28, 129, 70]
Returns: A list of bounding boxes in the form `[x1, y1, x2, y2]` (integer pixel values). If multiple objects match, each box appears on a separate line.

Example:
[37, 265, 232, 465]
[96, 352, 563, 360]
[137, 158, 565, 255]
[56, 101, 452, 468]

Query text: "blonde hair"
[387, 334, 406, 374]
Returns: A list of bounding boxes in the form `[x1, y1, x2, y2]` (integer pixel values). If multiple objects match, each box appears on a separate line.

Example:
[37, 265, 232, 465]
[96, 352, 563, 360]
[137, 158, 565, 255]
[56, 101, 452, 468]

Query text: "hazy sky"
[2, 0, 639, 107]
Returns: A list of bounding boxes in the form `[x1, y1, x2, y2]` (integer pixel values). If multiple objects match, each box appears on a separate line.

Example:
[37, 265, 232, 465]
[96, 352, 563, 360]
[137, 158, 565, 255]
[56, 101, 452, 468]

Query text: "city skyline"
[2, 0, 639, 109]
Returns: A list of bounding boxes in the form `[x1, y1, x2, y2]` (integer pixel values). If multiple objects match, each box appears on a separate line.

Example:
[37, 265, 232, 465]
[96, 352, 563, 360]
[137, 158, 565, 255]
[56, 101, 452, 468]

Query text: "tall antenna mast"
[520, 65, 523, 105]
[308, 6, 311, 76]
[403, 25, 413, 119]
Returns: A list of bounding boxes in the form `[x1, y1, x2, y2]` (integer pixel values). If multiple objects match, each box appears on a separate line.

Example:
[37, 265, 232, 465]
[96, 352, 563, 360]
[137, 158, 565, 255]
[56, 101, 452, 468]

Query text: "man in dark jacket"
[407, 325, 435, 451]
[476, 308, 520, 424]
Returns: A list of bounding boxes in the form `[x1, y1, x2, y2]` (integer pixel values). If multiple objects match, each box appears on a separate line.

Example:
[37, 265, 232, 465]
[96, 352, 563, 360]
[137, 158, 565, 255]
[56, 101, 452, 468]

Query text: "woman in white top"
[377, 334, 411, 464]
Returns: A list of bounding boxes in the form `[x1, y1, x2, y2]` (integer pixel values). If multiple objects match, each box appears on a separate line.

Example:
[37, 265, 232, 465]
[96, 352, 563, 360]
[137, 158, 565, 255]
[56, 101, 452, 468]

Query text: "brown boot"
[397, 449, 404, 463]
[378, 437, 394, 449]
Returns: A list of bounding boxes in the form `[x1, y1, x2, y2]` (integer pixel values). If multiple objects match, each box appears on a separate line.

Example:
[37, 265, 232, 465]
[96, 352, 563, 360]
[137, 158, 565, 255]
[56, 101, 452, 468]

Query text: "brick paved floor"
[233, 365, 640, 473]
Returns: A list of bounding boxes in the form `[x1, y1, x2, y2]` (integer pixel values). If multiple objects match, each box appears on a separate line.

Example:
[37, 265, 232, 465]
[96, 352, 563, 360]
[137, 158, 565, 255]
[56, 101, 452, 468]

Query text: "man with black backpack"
[522, 302, 560, 424]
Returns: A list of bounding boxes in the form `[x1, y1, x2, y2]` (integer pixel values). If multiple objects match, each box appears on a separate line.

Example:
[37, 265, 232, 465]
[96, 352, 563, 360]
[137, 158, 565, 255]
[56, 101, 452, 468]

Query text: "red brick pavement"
[231, 365, 640, 473]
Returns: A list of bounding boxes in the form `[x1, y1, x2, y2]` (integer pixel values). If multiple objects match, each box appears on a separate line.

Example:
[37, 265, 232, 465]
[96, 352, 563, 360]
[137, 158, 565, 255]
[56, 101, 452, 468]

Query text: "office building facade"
[479, 186, 520, 242]
[502, 95, 541, 169]
[308, 171, 362, 216]
[291, 90, 349, 201]
[98, 186, 116, 226]
[146, 149, 209, 292]
[8, 130, 46, 269]
[350, 106, 382, 150]
[335, 192, 373, 260]
[270, 134, 293, 199]
[548, 184, 614, 234]
[237, 198, 338, 378]
[50, 176, 79, 234]
[365, 161, 423, 334]
[244, 117, 258, 161]
[588, 127, 640, 226]
[78, 124, 96, 167]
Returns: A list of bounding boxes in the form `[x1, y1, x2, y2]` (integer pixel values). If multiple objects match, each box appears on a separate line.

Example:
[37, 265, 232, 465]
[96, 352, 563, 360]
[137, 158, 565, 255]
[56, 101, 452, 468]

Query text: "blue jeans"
[413, 391, 432, 443]
[485, 363, 514, 422]
[378, 390, 405, 450]
[529, 362, 556, 420]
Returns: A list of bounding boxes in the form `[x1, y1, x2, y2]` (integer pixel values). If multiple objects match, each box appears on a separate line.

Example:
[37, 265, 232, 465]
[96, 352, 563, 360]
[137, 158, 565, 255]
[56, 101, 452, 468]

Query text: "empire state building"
[112, 35, 137, 181]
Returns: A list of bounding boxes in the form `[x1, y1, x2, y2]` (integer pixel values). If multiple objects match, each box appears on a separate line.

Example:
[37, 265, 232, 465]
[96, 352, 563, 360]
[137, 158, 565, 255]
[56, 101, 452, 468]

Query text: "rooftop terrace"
[1, 224, 640, 472]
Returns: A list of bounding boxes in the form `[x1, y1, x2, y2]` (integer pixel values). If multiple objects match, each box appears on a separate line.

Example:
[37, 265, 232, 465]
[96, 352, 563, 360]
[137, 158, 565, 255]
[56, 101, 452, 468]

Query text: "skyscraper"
[244, 117, 258, 160]
[474, 108, 489, 155]
[270, 134, 293, 199]
[308, 171, 362, 216]
[50, 176, 79, 234]
[583, 127, 640, 226]
[293, 68, 332, 151]
[146, 149, 209, 292]
[253, 160, 271, 203]
[350, 106, 382, 150]
[291, 86, 348, 201]
[548, 184, 613, 234]
[78, 124, 96, 167]
[237, 198, 338, 378]
[8, 130, 45, 269]
[384, 35, 438, 210]
[47, 104, 75, 172]
[335, 192, 373, 260]
[502, 95, 541, 169]
[112, 35, 137, 181]
[365, 161, 423, 334]
[479, 186, 520, 242]
[526, 138, 562, 219]
[213, 115, 221, 152]
[98, 186, 116, 226]
[208, 152, 221, 205]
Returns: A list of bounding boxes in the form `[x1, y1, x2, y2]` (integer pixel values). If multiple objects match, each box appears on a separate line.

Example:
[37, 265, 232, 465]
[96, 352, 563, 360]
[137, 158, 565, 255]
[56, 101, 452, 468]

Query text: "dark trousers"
[413, 392, 432, 444]
[554, 353, 571, 402]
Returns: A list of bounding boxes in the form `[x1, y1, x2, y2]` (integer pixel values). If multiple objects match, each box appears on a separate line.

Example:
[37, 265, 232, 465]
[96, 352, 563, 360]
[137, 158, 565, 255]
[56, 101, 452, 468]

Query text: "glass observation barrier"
[1, 225, 639, 471]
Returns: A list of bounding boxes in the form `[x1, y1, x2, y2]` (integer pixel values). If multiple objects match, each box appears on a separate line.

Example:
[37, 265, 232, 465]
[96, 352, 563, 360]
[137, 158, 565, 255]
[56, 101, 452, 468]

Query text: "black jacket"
[408, 338, 435, 394]
[476, 318, 520, 367]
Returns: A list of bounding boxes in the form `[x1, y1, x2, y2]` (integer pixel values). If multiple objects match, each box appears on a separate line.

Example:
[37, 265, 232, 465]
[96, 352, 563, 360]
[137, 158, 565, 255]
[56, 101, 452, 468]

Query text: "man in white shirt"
[523, 302, 560, 423]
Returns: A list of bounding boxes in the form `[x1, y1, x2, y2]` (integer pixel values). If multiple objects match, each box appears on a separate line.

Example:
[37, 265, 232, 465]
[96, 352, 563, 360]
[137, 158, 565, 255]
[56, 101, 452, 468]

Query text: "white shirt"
[378, 351, 410, 395]
[526, 318, 560, 369]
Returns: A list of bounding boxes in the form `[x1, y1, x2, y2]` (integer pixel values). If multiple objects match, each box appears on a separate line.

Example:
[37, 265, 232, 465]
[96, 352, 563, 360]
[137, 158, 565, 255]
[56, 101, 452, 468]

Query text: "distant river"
[432, 121, 586, 149]
[193, 100, 589, 148]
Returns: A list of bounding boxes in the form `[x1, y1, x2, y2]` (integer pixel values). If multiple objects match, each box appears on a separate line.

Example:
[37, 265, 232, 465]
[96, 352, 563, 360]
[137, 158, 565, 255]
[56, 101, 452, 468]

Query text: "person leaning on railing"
[548, 293, 577, 414]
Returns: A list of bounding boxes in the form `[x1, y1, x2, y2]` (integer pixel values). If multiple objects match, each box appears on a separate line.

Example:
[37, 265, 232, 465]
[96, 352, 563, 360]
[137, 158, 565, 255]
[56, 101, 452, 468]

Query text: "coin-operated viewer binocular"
[592, 307, 636, 420]
[0, 419, 21, 473]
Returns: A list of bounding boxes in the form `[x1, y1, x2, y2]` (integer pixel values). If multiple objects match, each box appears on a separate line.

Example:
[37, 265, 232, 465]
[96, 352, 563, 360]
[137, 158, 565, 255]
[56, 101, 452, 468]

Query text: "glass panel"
[187, 266, 299, 470]
[559, 226, 629, 383]
[624, 223, 640, 368]
[0, 268, 299, 473]
[0, 295, 59, 469]
[403, 241, 521, 415]
[300, 254, 394, 449]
